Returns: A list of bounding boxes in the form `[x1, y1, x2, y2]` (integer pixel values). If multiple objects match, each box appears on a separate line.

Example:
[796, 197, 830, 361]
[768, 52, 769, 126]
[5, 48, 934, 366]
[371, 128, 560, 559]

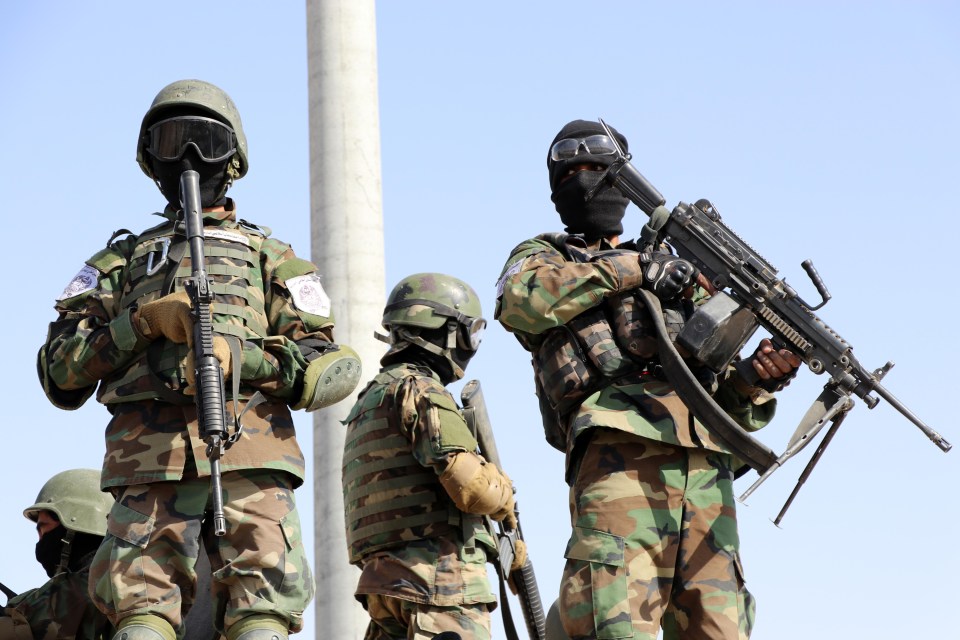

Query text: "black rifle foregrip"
[517, 559, 546, 640]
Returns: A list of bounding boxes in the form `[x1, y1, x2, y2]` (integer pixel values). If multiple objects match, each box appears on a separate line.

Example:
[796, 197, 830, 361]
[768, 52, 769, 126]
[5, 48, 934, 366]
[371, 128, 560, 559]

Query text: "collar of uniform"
[159, 198, 238, 225]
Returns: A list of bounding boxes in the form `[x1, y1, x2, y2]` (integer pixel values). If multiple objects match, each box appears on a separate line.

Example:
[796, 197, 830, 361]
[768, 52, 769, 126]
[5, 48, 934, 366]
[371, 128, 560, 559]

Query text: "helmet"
[381, 273, 485, 380]
[136, 79, 249, 181]
[24, 468, 113, 536]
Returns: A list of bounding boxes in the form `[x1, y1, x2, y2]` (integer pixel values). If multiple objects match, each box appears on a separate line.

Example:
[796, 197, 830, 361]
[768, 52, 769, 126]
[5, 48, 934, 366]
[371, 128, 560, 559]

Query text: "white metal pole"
[306, 1, 385, 638]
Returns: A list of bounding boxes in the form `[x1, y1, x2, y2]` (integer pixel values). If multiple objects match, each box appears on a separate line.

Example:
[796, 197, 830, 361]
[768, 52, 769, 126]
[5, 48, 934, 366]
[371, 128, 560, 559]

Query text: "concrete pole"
[306, 1, 385, 638]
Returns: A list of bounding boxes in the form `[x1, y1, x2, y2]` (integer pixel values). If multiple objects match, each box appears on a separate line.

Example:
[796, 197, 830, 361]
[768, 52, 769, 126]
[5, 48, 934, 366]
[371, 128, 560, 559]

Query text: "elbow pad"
[293, 344, 362, 411]
[439, 452, 515, 520]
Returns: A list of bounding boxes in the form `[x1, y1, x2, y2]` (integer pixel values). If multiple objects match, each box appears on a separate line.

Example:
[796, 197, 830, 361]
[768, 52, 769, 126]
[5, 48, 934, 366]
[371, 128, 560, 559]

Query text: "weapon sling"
[634, 289, 778, 474]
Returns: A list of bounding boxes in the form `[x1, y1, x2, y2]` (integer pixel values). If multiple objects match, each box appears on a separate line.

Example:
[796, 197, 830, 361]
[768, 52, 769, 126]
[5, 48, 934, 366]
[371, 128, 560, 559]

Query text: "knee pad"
[227, 614, 288, 640]
[112, 615, 176, 640]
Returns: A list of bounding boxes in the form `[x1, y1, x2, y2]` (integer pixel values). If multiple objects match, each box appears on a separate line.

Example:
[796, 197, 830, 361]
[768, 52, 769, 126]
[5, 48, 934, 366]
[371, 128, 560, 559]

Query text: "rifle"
[461, 379, 546, 640]
[0, 580, 16, 600]
[181, 170, 230, 537]
[595, 118, 950, 522]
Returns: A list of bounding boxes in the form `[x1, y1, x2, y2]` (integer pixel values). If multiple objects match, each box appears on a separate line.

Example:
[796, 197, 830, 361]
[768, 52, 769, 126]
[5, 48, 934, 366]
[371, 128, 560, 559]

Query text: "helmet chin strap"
[55, 529, 75, 576]
[393, 327, 465, 380]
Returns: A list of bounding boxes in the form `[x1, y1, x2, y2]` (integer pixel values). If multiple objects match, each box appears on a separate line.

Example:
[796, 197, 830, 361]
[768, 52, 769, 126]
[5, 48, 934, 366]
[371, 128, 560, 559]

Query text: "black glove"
[641, 251, 699, 300]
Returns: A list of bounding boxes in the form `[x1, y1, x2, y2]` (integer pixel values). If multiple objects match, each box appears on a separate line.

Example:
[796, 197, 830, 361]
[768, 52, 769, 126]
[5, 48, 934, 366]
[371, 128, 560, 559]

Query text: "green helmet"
[23, 468, 113, 536]
[381, 273, 486, 379]
[136, 79, 249, 181]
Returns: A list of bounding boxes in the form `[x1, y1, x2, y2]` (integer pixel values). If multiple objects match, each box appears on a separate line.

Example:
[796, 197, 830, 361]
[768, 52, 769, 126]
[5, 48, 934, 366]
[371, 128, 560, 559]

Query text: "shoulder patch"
[496, 259, 525, 299]
[58, 265, 100, 301]
[286, 274, 331, 317]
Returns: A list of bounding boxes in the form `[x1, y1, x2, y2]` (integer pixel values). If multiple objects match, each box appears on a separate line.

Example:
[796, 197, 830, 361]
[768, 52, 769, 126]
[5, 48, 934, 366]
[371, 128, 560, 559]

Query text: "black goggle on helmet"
[383, 298, 486, 352]
[144, 115, 237, 164]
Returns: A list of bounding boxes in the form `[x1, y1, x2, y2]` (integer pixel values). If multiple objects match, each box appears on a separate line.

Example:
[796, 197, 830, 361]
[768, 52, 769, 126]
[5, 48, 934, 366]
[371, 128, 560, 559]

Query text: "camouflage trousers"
[89, 469, 314, 635]
[559, 429, 754, 640]
[361, 593, 492, 640]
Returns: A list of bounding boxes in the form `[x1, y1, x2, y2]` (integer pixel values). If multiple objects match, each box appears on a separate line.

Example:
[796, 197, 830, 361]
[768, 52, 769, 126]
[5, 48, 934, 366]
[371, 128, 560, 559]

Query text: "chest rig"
[530, 234, 692, 438]
[342, 366, 488, 564]
[97, 217, 269, 405]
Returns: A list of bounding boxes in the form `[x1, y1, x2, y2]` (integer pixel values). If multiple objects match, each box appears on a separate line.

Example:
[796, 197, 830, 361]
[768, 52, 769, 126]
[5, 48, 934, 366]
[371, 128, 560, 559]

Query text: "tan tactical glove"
[439, 452, 515, 520]
[134, 291, 194, 343]
[183, 336, 232, 396]
[511, 538, 527, 573]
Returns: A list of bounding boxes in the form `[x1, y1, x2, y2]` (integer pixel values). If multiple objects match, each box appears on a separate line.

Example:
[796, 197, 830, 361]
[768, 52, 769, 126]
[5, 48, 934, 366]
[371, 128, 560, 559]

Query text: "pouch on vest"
[534, 325, 600, 415]
[567, 309, 634, 379]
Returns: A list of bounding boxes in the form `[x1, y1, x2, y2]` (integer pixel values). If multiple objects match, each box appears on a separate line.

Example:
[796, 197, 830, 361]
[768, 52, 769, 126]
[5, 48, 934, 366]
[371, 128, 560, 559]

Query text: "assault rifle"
[596, 119, 950, 523]
[181, 170, 231, 537]
[461, 380, 546, 640]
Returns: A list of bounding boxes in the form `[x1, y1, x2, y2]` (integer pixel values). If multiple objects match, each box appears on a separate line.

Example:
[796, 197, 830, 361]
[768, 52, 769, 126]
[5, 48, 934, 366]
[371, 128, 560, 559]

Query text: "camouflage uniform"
[342, 362, 497, 640]
[496, 234, 777, 640]
[37, 203, 323, 634]
[1, 553, 112, 640]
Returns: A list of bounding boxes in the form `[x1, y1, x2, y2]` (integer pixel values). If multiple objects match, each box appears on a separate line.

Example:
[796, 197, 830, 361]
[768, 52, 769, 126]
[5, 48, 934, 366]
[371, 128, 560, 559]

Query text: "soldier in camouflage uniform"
[1, 469, 115, 640]
[495, 120, 801, 640]
[36, 80, 361, 640]
[342, 273, 523, 640]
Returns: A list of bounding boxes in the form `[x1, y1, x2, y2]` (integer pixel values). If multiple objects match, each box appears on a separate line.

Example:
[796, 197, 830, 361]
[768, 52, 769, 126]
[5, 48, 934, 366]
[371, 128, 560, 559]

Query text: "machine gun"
[595, 119, 950, 522]
[181, 170, 232, 537]
[461, 380, 546, 640]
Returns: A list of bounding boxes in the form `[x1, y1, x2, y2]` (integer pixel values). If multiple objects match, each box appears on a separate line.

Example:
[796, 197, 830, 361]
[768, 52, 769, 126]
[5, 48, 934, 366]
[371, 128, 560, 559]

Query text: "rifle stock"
[461, 379, 546, 640]
[180, 170, 229, 536]
[596, 118, 950, 520]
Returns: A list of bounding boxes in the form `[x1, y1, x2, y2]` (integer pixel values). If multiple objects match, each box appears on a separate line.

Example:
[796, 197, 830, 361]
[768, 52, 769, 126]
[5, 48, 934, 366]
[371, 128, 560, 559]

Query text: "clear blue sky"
[2, 2, 957, 638]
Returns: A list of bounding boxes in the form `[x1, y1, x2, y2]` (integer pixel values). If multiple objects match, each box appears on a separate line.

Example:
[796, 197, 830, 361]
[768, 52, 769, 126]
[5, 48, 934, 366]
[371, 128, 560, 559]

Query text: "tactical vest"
[97, 217, 270, 405]
[530, 233, 689, 427]
[342, 367, 487, 564]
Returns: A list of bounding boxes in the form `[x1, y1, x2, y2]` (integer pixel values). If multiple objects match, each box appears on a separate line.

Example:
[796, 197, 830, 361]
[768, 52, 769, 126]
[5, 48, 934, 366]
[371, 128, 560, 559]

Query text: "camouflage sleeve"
[495, 237, 644, 336]
[239, 238, 336, 401]
[712, 365, 778, 432]
[395, 375, 480, 473]
[39, 241, 150, 409]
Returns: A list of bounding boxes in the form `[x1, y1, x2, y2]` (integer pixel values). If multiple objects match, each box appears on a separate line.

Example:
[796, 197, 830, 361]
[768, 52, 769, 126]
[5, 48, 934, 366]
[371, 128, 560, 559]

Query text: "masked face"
[35, 524, 67, 577]
[149, 151, 232, 209]
[144, 112, 238, 208]
[550, 170, 629, 241]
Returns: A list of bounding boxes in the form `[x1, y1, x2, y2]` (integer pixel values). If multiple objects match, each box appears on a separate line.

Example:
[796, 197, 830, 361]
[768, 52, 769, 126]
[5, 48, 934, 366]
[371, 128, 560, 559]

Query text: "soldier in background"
[36, 80, 360, 640]
[1, 469, 114, 640]
[342, 273, 524, 640]
[495, 120, 800, 639]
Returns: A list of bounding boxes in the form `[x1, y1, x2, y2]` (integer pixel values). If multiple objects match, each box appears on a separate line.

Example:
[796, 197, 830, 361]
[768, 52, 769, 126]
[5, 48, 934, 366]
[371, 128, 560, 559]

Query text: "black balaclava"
[548, 119, 630, 241]
[35, 525, 105, 577]
[146, 107, 234, 209]
[150, 151, 232, 210]
[35, 524, 67, 577]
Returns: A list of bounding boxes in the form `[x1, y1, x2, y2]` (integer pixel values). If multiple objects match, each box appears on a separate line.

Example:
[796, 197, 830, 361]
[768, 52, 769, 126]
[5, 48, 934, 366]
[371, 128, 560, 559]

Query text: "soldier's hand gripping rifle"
[594, 118, 951, 522]
[181, 170, 231, 537]
[461, 380, 546, 640]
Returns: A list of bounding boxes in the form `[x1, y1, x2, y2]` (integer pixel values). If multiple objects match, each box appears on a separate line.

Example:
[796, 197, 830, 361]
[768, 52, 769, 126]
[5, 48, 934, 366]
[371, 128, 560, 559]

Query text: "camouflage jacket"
[37, 201, 335, 488]
[495, 234, 777, 473]
[342, 362, 496, 606]
[1, 553, 113, 640]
